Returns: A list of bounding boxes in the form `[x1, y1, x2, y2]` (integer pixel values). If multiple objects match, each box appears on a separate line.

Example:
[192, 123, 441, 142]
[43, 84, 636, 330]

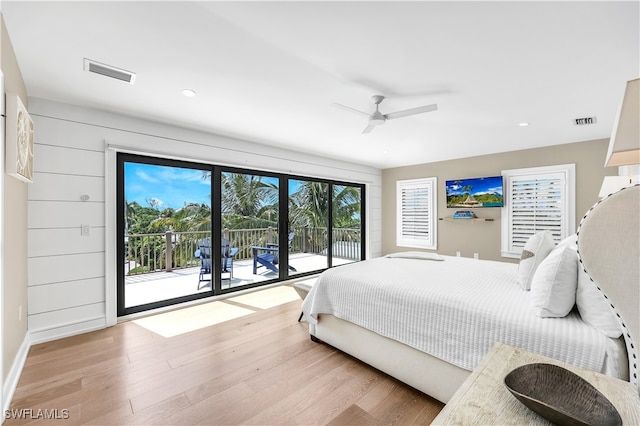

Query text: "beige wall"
[382, 139, 617, 262]
[1, 13, 29, 382]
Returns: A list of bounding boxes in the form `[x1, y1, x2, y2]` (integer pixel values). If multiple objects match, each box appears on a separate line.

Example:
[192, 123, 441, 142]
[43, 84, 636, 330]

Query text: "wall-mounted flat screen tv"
[446, 175, 504, 208]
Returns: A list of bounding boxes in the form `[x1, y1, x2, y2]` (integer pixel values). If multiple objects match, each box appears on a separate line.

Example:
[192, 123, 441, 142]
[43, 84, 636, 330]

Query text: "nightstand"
[432, 342, 640, 425]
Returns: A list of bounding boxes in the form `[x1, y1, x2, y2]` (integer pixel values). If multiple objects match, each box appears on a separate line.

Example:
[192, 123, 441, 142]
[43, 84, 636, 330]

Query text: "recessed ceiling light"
[518, 122, 530, 127]
[182, 89, 197, 97]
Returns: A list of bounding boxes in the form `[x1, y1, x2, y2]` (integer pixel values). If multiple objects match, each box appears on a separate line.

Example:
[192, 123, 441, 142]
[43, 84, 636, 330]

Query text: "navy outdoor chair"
[252, 232, 297, 275]
[195, 237, 238, 289]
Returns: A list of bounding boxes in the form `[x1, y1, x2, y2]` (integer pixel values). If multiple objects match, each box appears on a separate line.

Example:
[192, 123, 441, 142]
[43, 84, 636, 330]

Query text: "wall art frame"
[5, 94, 34, 183]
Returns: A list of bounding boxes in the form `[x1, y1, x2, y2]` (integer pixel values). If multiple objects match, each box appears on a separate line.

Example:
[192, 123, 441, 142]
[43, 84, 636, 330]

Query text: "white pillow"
[518, 231, 556, 290]
[557, 233, 577, 250]
[576, 266, 622, 338]
[530, 245, 578, 317]
[385, 251, 444, 261]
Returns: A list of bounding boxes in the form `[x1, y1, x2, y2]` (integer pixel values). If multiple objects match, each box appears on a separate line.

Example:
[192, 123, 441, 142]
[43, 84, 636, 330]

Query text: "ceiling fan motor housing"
[370, 111, 386, 124]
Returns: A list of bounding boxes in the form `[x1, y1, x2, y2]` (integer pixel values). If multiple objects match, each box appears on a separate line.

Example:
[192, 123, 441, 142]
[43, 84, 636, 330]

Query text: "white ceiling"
[2, 1, 638, 169]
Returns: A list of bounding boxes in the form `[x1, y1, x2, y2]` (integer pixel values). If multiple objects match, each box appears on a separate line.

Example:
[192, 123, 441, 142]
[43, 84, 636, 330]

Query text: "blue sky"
[125, 163, 211, 209]
[125, 162, 345, 211]
[125, 164, 294, 210]
[445, 176, 503, 196]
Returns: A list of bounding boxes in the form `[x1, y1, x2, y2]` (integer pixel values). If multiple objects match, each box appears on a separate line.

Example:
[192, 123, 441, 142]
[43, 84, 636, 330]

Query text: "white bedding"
[301, 254, 627, 379]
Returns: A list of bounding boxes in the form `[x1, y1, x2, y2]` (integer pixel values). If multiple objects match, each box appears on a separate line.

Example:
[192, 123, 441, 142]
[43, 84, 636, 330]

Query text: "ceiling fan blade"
[385, 104, 438, 120]
[332, 102, 370, 117]
[362, 123, 378, 134]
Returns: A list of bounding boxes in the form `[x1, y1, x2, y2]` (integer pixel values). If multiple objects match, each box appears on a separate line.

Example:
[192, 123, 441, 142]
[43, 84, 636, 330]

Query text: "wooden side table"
[432, 342, 640, 425]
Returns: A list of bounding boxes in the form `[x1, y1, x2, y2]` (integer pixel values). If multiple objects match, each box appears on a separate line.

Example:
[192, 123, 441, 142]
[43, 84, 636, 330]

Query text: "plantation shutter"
[501, 164, 575, 258]
[396, 177, 437, 250]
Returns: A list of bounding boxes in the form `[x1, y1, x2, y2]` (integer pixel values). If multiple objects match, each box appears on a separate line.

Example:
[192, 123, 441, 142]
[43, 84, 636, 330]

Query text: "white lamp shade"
[598, 175, 634, 198]
[605, 78, 640, 167]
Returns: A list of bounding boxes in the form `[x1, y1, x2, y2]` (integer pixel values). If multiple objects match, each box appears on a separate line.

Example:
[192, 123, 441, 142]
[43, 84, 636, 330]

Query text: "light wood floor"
[6, 286, 443, 425]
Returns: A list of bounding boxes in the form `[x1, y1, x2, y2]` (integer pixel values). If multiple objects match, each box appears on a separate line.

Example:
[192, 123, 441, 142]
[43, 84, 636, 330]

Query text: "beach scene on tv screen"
[446, 176, 504, 208]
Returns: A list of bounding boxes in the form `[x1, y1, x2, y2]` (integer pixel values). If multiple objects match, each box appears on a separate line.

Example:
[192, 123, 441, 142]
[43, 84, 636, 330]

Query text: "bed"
[301, 185, 639, 404]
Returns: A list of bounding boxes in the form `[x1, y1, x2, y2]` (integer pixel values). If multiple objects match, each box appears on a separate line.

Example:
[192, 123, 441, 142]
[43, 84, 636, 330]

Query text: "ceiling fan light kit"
[333, 95, 438, 134]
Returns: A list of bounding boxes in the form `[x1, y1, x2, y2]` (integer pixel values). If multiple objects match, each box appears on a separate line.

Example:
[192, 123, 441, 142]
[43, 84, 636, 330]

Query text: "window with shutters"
[501, 164, 575, 258]
[396, 177, 437, 250]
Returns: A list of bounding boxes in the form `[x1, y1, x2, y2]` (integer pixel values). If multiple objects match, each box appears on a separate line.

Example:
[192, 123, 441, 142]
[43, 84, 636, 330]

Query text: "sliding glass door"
[117, 153, 365, 316]
[118, 154, 212, 315]
[331, 184, 363, 266]
[287, 180, 365, 275]
[220, 171, 280, 288]
[288, 179, 329, 275]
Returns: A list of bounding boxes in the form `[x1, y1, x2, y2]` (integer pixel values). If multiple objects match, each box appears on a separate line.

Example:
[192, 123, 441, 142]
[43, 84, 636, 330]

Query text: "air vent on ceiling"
[573, 116, 597, 126]
[83, 58, 136, 84]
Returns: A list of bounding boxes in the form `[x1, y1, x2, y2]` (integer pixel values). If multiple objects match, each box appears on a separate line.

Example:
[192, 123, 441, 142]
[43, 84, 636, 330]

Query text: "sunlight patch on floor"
[133, 301, 255, 338]
[227, 285, 300, 309]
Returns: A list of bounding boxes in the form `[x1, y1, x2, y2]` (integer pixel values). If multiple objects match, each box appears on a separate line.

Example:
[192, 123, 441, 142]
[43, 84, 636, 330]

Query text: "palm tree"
[289, 182, 361, 229]
[289, 181, 329, 229]
[288, 182, 361, 253]
[221, 172, 279, 229]
[151, 203, 211, 232]
[332, 185, 361, 228]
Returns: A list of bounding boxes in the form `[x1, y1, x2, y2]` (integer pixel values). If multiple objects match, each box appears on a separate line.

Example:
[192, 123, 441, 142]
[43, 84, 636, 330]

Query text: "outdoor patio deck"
[125, 253, 353, 308]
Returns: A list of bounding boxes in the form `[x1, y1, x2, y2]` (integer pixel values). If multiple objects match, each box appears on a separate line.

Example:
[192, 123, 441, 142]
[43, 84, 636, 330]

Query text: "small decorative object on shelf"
[439, 211, 494, 221]
[504, 363, 622, 426]
[452, 210, 476, 219]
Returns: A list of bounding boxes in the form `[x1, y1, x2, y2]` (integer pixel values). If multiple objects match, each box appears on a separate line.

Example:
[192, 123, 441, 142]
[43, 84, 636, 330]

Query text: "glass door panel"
[288, 179, 329, 275]
[221, 171, 279, 287]
[332, 184, 362, 266]
[121, 157, 212, 313]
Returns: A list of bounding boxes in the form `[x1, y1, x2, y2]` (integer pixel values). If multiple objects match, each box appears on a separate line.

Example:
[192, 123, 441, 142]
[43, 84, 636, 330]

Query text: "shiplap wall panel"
[26, 98, 382, 341]
[28, 201, 104, 229]
[368, 196, 382, 256]
[28, 303, 105, 333]
[29, 173, 105, 202]
[33, 144, 104, 176]
[28, 228, 105, 258]
[28, 278, 105, 314]
[30, 115, 110, 151]
[28, 252, 104, 286]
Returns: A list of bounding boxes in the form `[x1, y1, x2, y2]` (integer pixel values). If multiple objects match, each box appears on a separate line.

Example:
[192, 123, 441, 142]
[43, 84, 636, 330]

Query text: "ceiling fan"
[333, 95, 438, 134]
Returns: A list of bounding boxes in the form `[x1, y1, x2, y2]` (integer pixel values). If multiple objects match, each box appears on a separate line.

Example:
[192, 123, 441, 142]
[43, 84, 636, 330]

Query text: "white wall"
[27, 98, 382, 343]
[2, 15, 31, 414]
[1, 68, 4, 423]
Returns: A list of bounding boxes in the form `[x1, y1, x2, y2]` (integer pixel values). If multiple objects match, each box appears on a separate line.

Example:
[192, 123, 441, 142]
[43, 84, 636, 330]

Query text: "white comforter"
[302, 254, 625, 377]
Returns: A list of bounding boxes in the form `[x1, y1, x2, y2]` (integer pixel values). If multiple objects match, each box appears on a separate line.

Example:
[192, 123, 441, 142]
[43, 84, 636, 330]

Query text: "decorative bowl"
[504, 363, 622, 426]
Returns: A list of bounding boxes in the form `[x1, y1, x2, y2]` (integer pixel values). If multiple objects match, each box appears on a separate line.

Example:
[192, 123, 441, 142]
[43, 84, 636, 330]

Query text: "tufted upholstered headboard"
[577, 184, 640, 393]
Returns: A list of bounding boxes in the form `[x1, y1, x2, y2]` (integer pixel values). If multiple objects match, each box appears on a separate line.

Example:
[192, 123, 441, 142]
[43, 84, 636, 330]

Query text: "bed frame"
[310, 315, 469, 403]
[309, 185, 640, 402]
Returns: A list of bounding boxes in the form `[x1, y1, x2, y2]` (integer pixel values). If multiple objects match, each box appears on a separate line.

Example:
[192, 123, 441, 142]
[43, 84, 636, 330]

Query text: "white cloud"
[157, 168, 207, 183]
[136, 170, 160, 183]
[147, 197, 165, 207]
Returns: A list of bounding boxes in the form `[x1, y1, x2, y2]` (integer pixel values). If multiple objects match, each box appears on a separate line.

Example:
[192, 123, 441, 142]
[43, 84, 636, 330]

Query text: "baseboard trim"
[29, 317, 107, 345]
[2, 333, 30, 416]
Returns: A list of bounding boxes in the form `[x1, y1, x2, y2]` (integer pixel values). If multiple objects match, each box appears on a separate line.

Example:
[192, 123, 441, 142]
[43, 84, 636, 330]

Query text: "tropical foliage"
[126, 201, 211, 234]
[221, 172, 278, 229]
[126, 174, 361, 235]
[125, 172, 362, 274]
